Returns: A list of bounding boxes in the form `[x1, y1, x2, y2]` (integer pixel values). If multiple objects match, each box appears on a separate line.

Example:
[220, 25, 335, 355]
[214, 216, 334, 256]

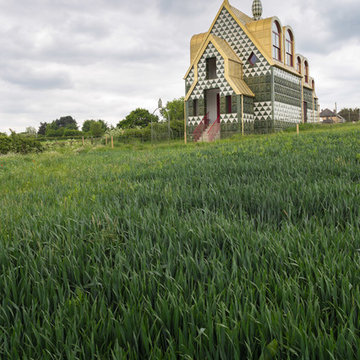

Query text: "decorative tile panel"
[274, 102, 301, 124]
[254, 101, 272, 121]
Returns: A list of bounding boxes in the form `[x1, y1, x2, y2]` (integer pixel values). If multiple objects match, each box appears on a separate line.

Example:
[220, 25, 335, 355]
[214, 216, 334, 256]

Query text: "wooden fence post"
[297, 124, 300, 135]
[105, 136, 108, 145]
[82, 136, 84, 146]
[111, 136, 114, 149]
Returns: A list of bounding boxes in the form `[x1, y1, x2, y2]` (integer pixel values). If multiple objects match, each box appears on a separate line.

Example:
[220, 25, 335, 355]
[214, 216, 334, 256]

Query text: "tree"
[160, 97, 184, 122]
[90, 121, 104, 137]
[38, 122, 48, 135]
[55, 116, 78, 130]
[117, 108, 159, 129]
[82, 119, 108, 133]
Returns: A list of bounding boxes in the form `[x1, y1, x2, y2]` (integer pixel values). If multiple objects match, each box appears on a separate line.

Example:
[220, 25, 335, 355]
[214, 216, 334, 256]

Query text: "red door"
[216, 93, 220, 119]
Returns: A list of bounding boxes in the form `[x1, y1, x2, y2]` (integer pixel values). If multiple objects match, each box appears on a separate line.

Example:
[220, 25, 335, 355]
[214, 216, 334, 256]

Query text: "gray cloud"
[0, 0, 359, 133]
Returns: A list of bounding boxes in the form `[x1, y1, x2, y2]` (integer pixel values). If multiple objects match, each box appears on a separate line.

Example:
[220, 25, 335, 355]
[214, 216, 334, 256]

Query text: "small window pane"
[247, 52, 259, 66]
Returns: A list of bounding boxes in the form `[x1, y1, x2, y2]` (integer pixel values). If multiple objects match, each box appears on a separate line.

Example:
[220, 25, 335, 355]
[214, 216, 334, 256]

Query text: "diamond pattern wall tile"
[211, 8, 271, 77]
[274, 102, 301, 123]
[189, 43, 235, 101]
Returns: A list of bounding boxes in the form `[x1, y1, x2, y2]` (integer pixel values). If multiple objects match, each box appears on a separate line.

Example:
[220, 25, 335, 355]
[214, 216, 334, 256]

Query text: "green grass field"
[1, 124, 360, 359]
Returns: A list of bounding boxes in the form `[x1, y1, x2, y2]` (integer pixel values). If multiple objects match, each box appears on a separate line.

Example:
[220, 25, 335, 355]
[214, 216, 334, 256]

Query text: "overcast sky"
[0, 0, 359, 133]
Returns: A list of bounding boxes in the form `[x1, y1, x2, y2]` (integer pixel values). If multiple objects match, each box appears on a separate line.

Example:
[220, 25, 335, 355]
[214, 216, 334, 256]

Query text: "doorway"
[205, 88, 220, 124]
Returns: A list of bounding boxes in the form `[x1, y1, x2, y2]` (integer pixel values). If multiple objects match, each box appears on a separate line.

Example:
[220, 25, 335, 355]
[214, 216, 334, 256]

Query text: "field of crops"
[1, 124, 360, 359]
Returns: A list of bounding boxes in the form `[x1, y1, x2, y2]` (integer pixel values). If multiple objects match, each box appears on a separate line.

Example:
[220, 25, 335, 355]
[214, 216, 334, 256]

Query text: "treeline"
[31, 97, 185, 139]
[338, 108, 360, 122]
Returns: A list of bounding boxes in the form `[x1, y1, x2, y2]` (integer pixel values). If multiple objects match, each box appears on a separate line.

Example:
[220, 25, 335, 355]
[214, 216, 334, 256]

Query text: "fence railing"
[207, 115, 221, 142]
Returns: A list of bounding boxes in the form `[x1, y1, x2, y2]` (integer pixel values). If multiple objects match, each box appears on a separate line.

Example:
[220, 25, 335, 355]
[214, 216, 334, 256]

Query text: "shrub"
[63, 129, 83, 137]
[0, 133, 44, 155]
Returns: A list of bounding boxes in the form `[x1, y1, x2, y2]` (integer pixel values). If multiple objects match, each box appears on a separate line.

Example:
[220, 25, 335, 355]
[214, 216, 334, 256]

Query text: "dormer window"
[206, 57, 217, 79]
[285, 30, 294, 67]
[272, 21, 281, 61]
[304, 61, 309, 83]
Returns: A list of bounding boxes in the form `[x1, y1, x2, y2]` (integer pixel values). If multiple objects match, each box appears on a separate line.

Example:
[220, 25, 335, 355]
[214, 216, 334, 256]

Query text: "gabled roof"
[184, 0, 273, 79]
[184, 34, 255, 101]
[320, 109, 335, 117]
[185, 0, 303, 80]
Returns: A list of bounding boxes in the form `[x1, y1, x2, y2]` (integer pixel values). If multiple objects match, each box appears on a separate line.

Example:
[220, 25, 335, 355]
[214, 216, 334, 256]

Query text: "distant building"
[184, 0, 320, 142]
[320, 109, 346, 124]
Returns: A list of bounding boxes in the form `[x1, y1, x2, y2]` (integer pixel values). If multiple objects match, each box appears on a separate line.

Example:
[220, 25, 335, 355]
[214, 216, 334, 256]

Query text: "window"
[296, 56, 302, 73]
[206, 57, 217, 79]
[226, 95, 232, 114]
[193, 99, 198, 116]
[304, 61, 309, 83]
[247, 52, 259, 66]
[285, 30, 294, 67]
[272, 21, 281, 61]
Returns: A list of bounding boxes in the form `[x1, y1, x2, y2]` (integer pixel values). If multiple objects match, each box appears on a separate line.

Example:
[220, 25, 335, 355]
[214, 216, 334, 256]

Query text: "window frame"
[285, 30, 294, 67]
[296, 57, 302, 74]
[272, 21, 282, 62]
[304, 61, 309, 83]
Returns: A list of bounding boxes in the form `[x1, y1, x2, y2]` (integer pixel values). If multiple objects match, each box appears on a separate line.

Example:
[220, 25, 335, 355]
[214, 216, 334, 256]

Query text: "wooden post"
[296, 124, 300, 135]
[105, 136, 108, 145]
[241, 95, 244, 136]
[111, 136, 114, 149]
[184, 102, 187, 145]
[82, 136, 84, 146]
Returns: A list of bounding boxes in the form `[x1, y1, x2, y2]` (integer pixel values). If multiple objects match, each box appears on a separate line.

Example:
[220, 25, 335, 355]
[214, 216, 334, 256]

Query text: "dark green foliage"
[38, 122, 48, 135]
[82, 120, 108, 133]
[1, 126, 360, 359]
[55, 115, 78, 130]
[46, 127, 65, 137]
[0, 135, 11, 154]
[45, 116, 79, 137]
[63, 129, 83, 137]
[0, 132, 43, 154]
[89, 121, 105, 137]
[117, 108, 159, 129]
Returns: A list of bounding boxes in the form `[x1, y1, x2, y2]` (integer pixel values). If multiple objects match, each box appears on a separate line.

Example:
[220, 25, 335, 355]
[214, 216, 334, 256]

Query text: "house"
[320, 109, 346, 124]
[184, 0, 320, 142]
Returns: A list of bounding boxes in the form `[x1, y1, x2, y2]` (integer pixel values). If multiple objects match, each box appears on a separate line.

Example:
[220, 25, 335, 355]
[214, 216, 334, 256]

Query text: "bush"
[63, 129, 83, 137]
[0, 133, 44, 155]
[46, 128, 65, 138]
[0, 135, 12, 154]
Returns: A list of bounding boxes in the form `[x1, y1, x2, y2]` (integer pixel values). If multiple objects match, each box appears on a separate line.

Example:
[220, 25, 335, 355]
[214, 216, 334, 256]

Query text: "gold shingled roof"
[229, 5, 253, 25]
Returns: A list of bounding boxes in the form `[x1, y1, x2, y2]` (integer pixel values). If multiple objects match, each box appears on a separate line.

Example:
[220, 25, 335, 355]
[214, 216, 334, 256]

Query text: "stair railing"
[207, 115, 221, 142]
[193, 113, 209, 142]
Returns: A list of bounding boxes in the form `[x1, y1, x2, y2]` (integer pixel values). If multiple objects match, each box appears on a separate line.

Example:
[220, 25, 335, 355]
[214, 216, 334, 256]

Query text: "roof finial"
[252, 0, 263, 20]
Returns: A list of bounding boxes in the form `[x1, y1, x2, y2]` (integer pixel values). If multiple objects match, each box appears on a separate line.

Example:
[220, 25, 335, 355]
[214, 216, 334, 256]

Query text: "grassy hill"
[1, 124, 360, 359]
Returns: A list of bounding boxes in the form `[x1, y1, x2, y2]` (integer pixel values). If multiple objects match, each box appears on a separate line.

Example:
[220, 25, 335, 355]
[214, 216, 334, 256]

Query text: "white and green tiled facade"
[184, 0, 320, 140]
